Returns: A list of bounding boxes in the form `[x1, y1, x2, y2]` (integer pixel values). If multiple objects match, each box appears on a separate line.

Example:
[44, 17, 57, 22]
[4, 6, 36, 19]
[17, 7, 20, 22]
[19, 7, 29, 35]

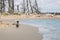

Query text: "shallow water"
[20, 19, 60, 40]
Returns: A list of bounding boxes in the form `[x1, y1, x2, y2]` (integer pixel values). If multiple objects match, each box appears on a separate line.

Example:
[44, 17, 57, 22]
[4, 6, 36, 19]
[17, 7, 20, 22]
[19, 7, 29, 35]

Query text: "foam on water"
[20, 19, 60, 40]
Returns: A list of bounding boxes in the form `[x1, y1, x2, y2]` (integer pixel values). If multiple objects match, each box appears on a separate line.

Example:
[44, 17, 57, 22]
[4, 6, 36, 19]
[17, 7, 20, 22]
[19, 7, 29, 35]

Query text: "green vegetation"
[4, 13, 10, 15]
[14, 13, 21, 15]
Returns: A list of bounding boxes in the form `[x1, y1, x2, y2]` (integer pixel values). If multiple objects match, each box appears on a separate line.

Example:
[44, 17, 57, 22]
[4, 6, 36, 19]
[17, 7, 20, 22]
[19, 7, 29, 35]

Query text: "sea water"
[20, 19, 60, 40]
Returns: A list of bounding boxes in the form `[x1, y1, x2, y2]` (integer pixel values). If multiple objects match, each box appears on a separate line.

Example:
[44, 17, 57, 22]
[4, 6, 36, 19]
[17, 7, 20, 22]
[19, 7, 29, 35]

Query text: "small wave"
[19, 19, 60, 40]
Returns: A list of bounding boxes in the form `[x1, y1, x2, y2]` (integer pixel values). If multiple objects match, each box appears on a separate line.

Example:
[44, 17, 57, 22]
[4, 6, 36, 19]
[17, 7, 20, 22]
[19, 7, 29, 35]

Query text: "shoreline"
[0, 14, 60, 40]
[0, 15, 59, 40]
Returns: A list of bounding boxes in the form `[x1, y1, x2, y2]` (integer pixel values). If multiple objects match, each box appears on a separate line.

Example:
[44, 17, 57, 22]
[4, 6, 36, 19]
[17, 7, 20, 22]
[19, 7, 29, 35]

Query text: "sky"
[38, 0, 60, 12]
[6, 0, 60, 12]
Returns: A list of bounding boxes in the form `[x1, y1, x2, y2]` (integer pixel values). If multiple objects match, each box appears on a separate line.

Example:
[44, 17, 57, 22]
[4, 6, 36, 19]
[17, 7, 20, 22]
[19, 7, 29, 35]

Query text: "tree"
[34, 0, 40, 14]
[23, 0, 25, 13]
[0, 0, 5, 13]
[17, 5, 19, 12]
[26, 0, 29, 15]
[0, 0, 2, 13]
[2, 0, 5, 13]
[8, 0, 14, 14]
[29, 0, 33, 13]
[12, 0, 14, 13]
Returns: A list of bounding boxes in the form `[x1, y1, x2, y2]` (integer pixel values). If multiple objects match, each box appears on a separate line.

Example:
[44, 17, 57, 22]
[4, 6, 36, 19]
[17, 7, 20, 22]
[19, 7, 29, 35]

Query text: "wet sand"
[0, 24, 43, 40]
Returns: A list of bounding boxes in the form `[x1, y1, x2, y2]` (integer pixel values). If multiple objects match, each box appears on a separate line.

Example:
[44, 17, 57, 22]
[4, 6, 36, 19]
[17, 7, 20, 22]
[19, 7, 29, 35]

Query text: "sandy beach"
[0, 23, 43, 40]
[0, 14, 60, 20]
[0, 14, 60, 40]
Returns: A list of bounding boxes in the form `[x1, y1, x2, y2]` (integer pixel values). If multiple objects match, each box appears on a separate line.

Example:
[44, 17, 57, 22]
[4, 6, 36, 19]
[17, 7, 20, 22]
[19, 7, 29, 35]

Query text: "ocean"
[20, 19, 60, 40]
